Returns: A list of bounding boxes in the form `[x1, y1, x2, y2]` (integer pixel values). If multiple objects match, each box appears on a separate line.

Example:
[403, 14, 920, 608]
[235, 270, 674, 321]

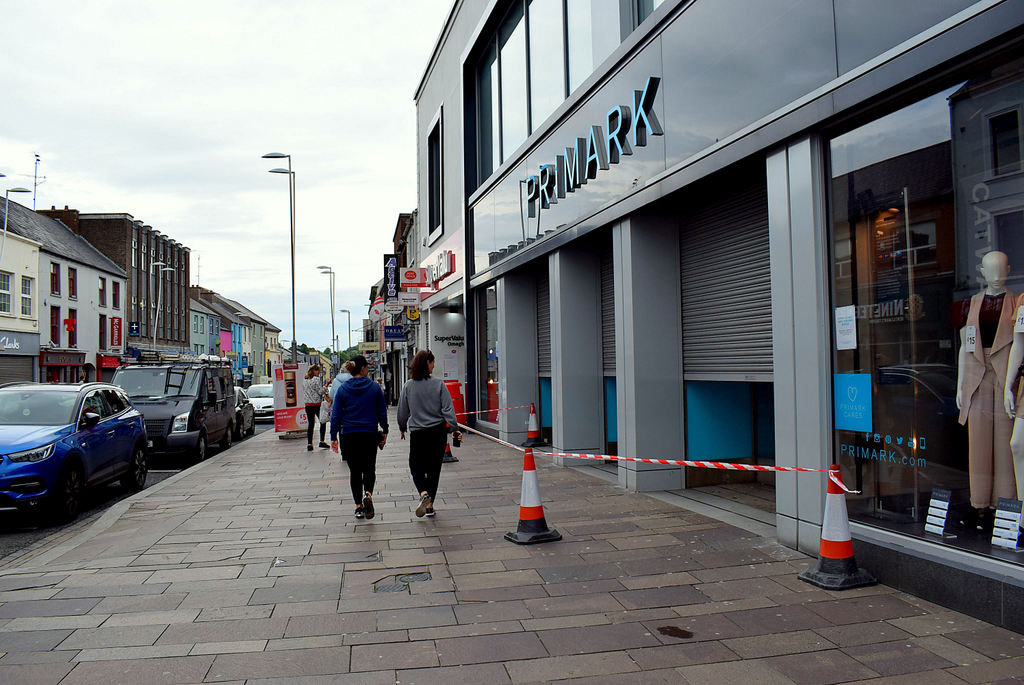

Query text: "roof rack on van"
[126, 351, 232, 367]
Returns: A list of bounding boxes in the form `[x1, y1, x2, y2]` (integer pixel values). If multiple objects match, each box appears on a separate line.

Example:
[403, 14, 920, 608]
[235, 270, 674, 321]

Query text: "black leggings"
[409, 423, 447, 501]
[305, 404, 326, 444]
[342, 432, 378, 505]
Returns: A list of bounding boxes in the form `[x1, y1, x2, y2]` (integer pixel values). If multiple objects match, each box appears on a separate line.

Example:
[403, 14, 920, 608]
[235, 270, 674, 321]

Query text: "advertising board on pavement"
[272, 361, 310, 432]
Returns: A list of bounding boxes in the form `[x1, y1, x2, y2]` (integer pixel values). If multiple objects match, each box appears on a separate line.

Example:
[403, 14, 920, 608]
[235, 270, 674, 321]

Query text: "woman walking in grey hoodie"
[398, 350, 461, 518]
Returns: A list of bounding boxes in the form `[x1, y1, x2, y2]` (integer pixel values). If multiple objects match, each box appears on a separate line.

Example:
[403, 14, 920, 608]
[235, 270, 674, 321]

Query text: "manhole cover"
[373, 583, 408, 593]
[398, 572, 431, 583]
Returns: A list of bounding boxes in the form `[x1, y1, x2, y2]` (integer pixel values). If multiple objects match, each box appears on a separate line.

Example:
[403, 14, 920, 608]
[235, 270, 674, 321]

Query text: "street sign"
[358, 341, 380, 352]
[384, 325, 404, 341]
[384, 300, 404, 314]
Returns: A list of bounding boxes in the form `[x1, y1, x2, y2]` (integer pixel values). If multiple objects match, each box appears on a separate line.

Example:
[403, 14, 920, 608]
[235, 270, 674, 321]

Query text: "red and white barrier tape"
[456, 422, 858, 493]
[455, 404, 531, 417]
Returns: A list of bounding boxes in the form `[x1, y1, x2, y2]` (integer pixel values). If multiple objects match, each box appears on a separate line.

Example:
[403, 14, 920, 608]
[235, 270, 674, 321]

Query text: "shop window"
[0, 272, 11, 314]
[98, 277, 107, 307]
[428, 113, 443, 238]
[50, 263, 60, 296]
[990, 109, 1021, 176]
[478, 285, 500, 422]
[50, 306, 60, 345]
[112, 281, 120, 309]
[68, 267, 77, 299]
[829, 58, 1024, 566]
[20, 276, 32, 317]
[99, 314, 106, 350]
[67, 309, 77, 348]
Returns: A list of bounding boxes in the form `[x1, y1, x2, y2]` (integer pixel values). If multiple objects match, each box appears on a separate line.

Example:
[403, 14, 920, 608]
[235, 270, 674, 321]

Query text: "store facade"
[416, 0, 1024, 628]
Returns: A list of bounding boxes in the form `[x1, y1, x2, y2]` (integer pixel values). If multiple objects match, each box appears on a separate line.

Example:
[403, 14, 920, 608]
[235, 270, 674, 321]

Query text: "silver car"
[246, 383, 275, 422]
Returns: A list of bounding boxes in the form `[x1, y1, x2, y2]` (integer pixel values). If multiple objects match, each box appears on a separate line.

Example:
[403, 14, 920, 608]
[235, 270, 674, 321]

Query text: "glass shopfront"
[830, 54, 1024, 564]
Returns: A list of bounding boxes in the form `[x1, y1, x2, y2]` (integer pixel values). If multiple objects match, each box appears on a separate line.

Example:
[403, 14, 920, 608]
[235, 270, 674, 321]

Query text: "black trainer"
[318, 441, 330, 449]
[354, 507, 365, 519]
[362, 493, 374, 519]
[415, 493, 431, 518]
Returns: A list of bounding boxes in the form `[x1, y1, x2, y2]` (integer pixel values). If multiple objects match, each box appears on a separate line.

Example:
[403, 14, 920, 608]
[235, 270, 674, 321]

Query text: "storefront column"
[496, 273, 538, 445]
[767, 137, 831, 555]
[549, 247, 603, 461]
[613, 216, 684, 491]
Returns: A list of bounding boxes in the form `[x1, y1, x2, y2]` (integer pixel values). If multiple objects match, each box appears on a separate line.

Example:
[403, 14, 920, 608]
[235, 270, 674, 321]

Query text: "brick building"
[39, 208, 190, 354]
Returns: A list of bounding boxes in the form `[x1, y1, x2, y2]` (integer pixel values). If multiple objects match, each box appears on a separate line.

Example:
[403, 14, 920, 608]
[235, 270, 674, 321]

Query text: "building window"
[0, 272, 11, 314]
[428, 114, 443, 236]
[990, 109, 1021, 176]
[99, 314, 107, 350]
[50, 306, 61, 345]
[112, 281, 120, 309]
[500, 3, 528, 159]
[98, 277, 107, 307]
[67, 308, 77, 347]
[68, 267, 77, 299]
[478, 284, 499, 422]
[829, 59, 1024, 568]
[634, 0, 665, 26]
[200, 317, 204, 334]
[529, 0, 566, 126]
[20, 276, 32, 316]
[141, 250, 146, 270]
[50, 263, 60, 295]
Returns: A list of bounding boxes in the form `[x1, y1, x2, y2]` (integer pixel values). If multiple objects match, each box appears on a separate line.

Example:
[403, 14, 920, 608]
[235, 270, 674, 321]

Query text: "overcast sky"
[1, 0, 452, 352]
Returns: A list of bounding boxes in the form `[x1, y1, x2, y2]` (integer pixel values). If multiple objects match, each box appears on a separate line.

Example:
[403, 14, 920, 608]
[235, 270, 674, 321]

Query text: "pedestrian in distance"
[398, 350, 461, 518]
[329, 360, 355, 402]
[330, 355, 388, 519]
[302, 365, 329, 451]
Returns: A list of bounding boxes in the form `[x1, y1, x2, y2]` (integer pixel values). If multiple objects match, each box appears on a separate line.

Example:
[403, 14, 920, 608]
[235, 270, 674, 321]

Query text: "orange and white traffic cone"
[798, 464, 876, 590]
[523, 402, 544, 447]
[505, 447, 561, 544]
[442, 441, 459, 463]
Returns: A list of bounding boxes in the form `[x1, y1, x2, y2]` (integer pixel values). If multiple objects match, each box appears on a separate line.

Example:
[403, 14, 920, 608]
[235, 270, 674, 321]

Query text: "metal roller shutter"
[0, 356, 33, 384]
[600, 248, 615, 374]
[537, 271, 551, 375]
[681, 179, 772, 380]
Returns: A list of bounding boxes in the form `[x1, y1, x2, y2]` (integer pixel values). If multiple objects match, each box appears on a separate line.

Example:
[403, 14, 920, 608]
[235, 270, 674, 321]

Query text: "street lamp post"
[339, 309, 352, 354]
[1, 183, 32, 270]
[317, 266, 336, 360]
[152, 265, 174, 350]
[262, 152, 297, 363]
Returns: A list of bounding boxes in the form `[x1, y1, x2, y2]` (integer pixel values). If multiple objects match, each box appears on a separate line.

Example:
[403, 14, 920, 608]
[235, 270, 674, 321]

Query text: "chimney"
[38, 206, 80, 234]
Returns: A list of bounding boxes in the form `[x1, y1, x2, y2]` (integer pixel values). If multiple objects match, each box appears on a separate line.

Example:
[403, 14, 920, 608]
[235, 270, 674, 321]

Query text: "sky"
[0, 0, 452, 352]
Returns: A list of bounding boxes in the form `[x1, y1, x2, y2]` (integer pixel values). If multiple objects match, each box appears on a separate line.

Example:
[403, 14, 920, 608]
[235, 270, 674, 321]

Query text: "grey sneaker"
[415, 493, 432, 518]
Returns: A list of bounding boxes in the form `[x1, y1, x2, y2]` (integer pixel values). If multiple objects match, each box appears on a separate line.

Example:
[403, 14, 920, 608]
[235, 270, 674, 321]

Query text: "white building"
[0, 229, 41, 382]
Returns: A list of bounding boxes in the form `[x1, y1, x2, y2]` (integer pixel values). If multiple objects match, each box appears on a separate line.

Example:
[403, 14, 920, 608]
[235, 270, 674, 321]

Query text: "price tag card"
[1016, 306, 1024, 333]
[965, 325, 977, 353]
[924, 488, 954, 538]
[991, 498, 1022, 551]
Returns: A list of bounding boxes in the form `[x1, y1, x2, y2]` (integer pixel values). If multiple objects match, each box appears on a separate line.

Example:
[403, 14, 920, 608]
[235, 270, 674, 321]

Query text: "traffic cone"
[798, 464, 876, 590]
[442, 441, 459, 463]
[505, 447, 561, 544]
[524, 402, 544, 446]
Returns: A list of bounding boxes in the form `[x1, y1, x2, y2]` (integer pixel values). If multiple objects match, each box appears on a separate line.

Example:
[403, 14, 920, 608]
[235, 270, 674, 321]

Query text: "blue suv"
[0, 382, 148, 522]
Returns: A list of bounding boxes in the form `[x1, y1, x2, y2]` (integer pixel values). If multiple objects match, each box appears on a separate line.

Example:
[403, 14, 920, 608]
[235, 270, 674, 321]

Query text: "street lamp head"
[268, 168, 291, 175]
[5, 187, 30, 194]
[262, 152, 289, 159]
[317, 265, 331, 271]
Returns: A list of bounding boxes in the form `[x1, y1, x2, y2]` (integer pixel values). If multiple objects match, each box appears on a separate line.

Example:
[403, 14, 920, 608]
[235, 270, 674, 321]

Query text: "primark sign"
[523, 76, 663, 219]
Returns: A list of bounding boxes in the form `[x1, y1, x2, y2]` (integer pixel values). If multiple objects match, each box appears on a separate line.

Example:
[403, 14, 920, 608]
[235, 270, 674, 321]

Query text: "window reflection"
[500, 3, 529, 159]
[528, 0, 566, 127]
[477, 43, 500, 181]
[567, 0, 620, 92]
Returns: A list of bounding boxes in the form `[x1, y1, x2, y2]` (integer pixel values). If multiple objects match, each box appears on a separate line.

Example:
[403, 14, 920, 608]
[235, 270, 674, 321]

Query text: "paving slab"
[0, 415, 1018, 684]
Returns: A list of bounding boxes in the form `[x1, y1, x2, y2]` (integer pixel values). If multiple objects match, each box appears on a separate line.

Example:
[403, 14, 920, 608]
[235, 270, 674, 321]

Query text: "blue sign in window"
[834, 373, 872, 433]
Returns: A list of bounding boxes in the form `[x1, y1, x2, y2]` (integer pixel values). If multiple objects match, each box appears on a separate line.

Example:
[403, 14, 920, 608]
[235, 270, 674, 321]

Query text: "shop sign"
[384, 325, 405, 341]
[0, 330, 39, 355]
[358, 341, 381, 352]
[400, 267, 429, 288]
[406, 307, 420, 322]
[398, 292, 420, 306]
[383, 254, 399, 301]
[63, 318, 76, 332]
[370, 295, 386, 320]
[523, 75, 663, 219]
[98, 354, 121, 369]
[111, 317, 123, 347]
[128, 321, 141, 337]
[41, 351, 86, 366]
[384, 299, 404, 314]
[429, 250, 456, 287]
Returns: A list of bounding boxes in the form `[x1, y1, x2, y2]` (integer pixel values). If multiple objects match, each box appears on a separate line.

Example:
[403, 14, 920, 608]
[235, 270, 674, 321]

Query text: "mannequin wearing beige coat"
[956, 251, 1017, 525]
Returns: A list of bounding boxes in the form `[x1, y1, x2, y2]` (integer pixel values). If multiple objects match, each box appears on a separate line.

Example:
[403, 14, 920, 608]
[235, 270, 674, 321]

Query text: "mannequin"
[1002, 268, 1024, 520]
[956, 251, 1017, 530]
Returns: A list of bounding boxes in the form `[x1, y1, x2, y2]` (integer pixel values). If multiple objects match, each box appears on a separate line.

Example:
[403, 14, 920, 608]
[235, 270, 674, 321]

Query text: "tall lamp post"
[1, 183, 32, 269]
[339, 309, 352, 354]
[317, 266, 336, 357]
[152, 265, 174, 350]
[262, 152, 296, 362]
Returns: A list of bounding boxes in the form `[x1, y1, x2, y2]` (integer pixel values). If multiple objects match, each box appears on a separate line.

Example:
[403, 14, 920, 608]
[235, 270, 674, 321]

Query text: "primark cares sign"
[523, 76, 663, 219]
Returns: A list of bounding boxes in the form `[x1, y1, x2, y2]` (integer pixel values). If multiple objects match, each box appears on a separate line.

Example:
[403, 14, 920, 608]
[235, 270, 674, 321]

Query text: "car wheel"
[51, 464, 84, 523]
[194, 433, 208, 462]
[121, 444, 148, 491]
[221, 425, 233, 450]
[246, 416, 255, 436]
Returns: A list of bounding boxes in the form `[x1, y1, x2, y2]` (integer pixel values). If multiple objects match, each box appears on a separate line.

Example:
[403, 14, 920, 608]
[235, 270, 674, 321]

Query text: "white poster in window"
[835, 305, 857, 350]
[1015, 306, 1024, 333]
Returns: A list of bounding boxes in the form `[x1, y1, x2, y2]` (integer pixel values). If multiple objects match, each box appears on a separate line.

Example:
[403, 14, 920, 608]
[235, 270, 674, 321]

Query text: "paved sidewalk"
[0, 412, 1021, 684]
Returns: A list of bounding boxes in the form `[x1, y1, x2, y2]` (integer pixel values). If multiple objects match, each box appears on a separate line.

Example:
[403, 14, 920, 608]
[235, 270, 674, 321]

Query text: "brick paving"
[0, 409, 1021, 684]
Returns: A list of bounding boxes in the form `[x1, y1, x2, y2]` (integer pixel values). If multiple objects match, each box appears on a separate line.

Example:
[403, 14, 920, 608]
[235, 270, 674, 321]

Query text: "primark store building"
[413, 0, 1024, 628]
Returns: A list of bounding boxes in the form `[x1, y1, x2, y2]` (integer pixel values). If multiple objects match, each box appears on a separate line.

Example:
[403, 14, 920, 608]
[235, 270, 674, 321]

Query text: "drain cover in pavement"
[373, 583, 408, 593]
[397, 572, 431, 583]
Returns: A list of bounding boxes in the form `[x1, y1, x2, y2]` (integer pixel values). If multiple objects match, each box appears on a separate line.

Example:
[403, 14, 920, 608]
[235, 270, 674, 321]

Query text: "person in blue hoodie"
[330, 355, 388, 519]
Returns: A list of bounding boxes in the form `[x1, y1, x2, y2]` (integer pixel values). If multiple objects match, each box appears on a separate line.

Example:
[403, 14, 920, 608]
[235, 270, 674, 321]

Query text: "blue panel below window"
[539, 377, 552, 428]
[604, 377, 617, 442]
[685, 381, 752, 461]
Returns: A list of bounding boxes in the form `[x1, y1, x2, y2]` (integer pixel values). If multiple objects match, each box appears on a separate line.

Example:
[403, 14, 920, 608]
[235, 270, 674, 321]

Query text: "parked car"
[247, 383, 274, 422]
[233, 387, 256, 440]
[112, 359, 235, 461]
[0, 382, 148, 522]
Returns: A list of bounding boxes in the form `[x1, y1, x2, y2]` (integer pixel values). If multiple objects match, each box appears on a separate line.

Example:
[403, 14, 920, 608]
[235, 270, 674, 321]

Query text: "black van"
[111, 360, 236, 461]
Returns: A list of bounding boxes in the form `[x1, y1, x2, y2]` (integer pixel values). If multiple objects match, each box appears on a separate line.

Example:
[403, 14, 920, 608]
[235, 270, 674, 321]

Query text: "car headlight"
[7, 443, 55, 463]
[171, 411, 190, 433]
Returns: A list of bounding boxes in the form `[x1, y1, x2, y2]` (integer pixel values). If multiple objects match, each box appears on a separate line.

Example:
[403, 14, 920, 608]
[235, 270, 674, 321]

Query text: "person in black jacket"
[330, 356, 388, 519]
